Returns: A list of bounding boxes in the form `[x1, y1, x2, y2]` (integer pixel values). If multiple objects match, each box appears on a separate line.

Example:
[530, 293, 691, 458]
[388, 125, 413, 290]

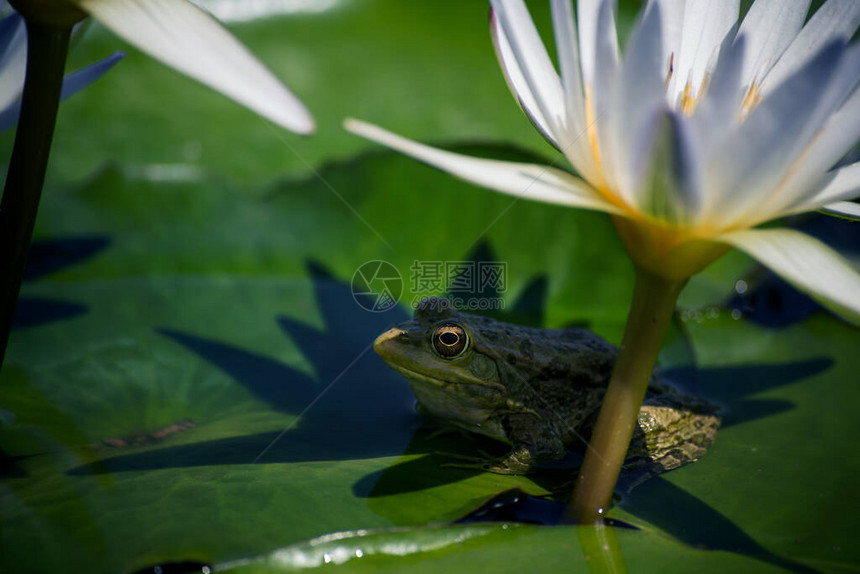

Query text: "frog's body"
[374, 297, 719, 480]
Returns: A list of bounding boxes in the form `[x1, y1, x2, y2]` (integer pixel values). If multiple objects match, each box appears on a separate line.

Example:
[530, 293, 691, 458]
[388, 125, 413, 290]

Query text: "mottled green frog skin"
[374, 297, 719, 480]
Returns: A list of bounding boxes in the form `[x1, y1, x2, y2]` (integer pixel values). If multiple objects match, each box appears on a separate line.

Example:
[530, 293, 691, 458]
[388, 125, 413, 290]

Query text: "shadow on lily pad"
[663, 358, 833, 429]
[12, 298, 87, 330]
[621, 477, 818, 573]
[24, 235, 110, 281]
[13, 235, 110, 330]
[68, 260, 417, 473]
[66, 241, 549, 475]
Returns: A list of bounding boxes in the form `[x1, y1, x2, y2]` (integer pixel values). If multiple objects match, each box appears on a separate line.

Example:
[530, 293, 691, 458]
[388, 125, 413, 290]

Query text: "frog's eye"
[432, 323, 469, 358]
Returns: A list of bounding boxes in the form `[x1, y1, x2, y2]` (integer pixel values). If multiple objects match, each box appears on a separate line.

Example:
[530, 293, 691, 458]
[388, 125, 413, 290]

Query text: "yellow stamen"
[679, 82, 697, 115]
[583, 86, 637, 215]
[697, 74, 711, 103]
[740, 82, 761, 119]
[677, 74, 711, 116]
[584, 86, 603, 175]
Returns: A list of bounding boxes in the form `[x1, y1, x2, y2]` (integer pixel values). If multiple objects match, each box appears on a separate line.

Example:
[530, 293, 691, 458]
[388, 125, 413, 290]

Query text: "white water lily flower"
[0, 10, 123, 131]
[12, 0, 314, 134]
[346, 0, 860, 322]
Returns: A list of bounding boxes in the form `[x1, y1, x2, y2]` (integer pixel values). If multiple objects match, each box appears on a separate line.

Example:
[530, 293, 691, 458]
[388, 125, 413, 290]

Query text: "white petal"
[768, 68, 860, 217]
[489, 0, 565, 138]
[0, 13, 26, 112]
[820, 201, 860, 221]
[810, 42, 860, 122]
[689, 34, 745, 157]
[578, 0, 617, 89]
[0, 51, 124, 132]
[549, 0, 599, 183]
[635, 110, 701, 223]
[60, 52, 124, 99]
[590, 0, 620, 190]
[719, 228, 860, 324]
[612, 0, 666, 202]
[648, 0, 685, 89]
[343, 119, 621, 214]
[760, 0, 860, 96]
[490, 10, 558, 149]
[550, 0, 585, 127]
[736, 0, 810, 88]
[705, 41, 846, 224]
[75, 0, 314, 134]
[670, 0, 739, 104]
[802, 162, 860, 208]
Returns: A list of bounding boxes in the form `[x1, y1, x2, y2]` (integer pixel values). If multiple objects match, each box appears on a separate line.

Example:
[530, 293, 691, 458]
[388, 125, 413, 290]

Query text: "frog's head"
[374, 298, 508, 434]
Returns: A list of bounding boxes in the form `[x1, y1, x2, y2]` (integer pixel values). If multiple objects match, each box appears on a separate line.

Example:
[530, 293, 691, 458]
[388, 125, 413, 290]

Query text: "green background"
[1, 1, 857, 572]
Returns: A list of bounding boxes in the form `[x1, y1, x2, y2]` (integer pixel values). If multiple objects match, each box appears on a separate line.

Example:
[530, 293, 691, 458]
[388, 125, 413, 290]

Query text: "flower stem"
[0, 19, 73, 368]
[567, 268, 684, 523]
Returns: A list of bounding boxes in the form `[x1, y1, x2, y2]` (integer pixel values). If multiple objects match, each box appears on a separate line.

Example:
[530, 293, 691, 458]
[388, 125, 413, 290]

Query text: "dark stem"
[567, 268, 684, 523]
[0, 19, 72, 368]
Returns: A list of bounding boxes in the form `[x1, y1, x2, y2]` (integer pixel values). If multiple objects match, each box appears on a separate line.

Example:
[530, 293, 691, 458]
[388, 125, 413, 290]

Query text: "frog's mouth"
[386, 361, 506, 395]
[386, 362, 452, 388]
[386, 362, 506, 439]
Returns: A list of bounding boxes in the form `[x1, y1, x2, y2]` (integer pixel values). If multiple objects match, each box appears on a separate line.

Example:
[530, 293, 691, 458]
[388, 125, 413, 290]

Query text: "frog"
[374, 297, 719, 484]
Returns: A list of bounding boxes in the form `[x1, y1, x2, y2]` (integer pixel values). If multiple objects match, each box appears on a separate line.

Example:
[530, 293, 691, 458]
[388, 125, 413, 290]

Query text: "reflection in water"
[196, 0, 341, 22]
[577, 523, 627, 574]
[455, 488, 565, 525]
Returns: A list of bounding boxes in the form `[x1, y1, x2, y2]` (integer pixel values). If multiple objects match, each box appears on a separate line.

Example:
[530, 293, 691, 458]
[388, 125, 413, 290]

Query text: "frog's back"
[469, 317, 618, 438]
[470, 318, 616, 385]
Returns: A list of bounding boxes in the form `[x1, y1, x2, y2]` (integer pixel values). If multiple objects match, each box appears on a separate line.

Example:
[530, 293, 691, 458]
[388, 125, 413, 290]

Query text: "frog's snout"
[373, 328, 408, 356]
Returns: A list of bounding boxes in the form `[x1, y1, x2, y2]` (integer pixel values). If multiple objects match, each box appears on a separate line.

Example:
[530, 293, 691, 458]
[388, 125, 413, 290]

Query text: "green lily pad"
[2, 1, 859, 572]
[5, 139, 858, 574]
